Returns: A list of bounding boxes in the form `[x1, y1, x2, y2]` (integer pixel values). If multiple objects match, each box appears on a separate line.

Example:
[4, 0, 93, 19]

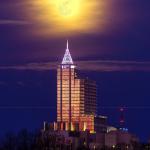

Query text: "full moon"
[28, 0, 108, 36]
[58, 0, 80, 17]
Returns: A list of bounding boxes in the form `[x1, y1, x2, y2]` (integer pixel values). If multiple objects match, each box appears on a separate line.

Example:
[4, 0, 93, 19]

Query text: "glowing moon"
[27, 0, 108, 36]
[58, 0, 80, 17]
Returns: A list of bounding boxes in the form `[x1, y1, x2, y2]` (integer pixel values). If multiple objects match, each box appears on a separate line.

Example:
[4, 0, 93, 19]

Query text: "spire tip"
[67, 40, 68, 49]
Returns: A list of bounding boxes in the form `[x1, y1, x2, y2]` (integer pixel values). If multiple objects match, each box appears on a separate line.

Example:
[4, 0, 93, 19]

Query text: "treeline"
[0, 129, 79, 150]
[0, 129, 113, 150]
[0, 129, 46, 150]
[0, 129, 149, 150]
[0, 129, 60, 150]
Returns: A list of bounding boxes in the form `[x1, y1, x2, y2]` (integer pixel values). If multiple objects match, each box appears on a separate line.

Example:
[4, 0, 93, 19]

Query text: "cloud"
[0, 60, 150, 72]
[0, 19, 32, 25]
[77, 60, 150, 72]
[0, 62, 57, 71]
[16, 81, 25, 87]
[0, 81, 8, 87]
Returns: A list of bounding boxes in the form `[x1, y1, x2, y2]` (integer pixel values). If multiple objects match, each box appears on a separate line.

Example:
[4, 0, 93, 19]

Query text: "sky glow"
[27, 0, 107, 36]
[57, 0, 80, 17]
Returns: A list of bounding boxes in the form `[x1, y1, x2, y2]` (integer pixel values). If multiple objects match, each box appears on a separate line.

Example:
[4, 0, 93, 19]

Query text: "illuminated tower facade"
[57, 41, 103, 132]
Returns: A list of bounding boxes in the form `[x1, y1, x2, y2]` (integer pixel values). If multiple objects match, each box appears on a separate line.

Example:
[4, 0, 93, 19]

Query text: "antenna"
[67, 40, 69, 49]
[119, 107, 125, 127]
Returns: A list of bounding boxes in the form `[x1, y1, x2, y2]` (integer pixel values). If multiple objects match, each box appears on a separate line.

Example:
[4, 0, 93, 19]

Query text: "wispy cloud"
[0, 62, 57, 71]
[0, 60, 150, 72]
[77, 60, 150, 72]
[0, 19, 31, 25]
[0, 81, 8, 86]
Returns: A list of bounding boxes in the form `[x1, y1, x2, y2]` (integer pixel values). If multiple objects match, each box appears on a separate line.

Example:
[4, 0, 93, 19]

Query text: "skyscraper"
[57, 41, 106, 132]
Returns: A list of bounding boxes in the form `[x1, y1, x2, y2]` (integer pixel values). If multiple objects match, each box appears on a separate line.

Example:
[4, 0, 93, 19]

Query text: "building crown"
[62, 40, 74, 65]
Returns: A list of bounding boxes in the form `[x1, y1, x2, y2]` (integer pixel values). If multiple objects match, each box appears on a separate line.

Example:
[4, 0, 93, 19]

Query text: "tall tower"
[57, 40, 76, 130]
[57, 41, 97, 132]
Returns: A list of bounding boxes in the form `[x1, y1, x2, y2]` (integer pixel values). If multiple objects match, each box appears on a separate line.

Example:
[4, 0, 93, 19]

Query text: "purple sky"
[0, 0, 150, 66]
[0, 0, 150, 142]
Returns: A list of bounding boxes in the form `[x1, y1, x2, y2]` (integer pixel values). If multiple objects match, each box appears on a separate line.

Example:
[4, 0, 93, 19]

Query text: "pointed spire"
[67, 40, 69, 50]
[62, 40, 73, 65]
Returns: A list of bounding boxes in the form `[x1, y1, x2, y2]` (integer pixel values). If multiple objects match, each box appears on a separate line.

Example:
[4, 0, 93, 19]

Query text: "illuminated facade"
[57, 41, 105, 132]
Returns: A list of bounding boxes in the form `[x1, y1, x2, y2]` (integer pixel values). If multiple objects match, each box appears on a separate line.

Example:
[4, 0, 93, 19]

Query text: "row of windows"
[58, 96, 71, 99]
[57, 110, 80, 113]
[57, 103, 80, 106]
[57, 79, 80, 82]
[58, 74, 75, 77]
[57, 102, 80, 104]
[57, 107, 84, 110]
[57, 113, 85, 116]
[57, 80, 75, 83]
[57, 73, 75, 75]
[57, 98, 96, 102]
[57, 69, 75, 72]
[60, 88, 80, 91]
[59, 78, 75, 81]
[57, 100, 80, 102]
[57, 106, 84, 111]
[57, 73, 74, 77]
[57, 84, 80, 88]
[57, 96, 81, 99]
[57, 98, 80, 100]
[57, 97, 80, 99]
[57, 82, 75, 85]
[57, 106, 81, 108]
[57, 105, 80, 108]
[58, 92, 81, 95]
[57, 111, 80, 116]
[57, 89, 81, 92]
[57, 116, 81, 119]
[57, 93, 80, 96]
[58, 90, 96, 94]
[57, 88, 81, 91]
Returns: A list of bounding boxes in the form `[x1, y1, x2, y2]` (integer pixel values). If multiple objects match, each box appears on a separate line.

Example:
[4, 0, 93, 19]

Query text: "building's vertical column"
[57, 68, 59, 122]
[57, 40, 76, 130]
[69, 66, 72, 130]
[57, 66, 63, 123]
[60, 66, 63, 122]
